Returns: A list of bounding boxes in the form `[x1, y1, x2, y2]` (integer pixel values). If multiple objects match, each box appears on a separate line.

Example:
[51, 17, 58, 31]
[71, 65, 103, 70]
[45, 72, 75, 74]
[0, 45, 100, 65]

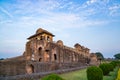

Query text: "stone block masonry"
[0, 28, 99, 80]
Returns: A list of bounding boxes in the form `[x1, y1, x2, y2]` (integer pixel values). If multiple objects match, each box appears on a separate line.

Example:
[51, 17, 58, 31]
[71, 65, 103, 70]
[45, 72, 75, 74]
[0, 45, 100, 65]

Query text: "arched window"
[40, 36, 43, 40]
[39, 58, 42, 62]
[38, 47, 42, 62]
[54, 54, 57, 60]
[47, 36, 50, 41]
[40, 36, 45, 40]
[38, 47, 42, 56]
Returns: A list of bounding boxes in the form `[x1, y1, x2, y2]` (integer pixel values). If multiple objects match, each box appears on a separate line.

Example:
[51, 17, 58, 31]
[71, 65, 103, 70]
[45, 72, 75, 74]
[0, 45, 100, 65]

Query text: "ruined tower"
[24, 28, 55, 62]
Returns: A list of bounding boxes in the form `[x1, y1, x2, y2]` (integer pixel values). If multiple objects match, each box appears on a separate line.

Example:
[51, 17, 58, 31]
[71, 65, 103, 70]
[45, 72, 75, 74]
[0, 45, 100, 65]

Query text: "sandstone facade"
[0, 28, 98, 77]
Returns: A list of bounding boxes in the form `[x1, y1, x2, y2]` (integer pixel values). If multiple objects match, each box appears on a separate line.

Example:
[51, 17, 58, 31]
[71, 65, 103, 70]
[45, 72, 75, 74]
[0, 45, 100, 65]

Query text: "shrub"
[110, 61, 120, 67]
[87, 66, 103, 80]
[110, 61, 116, 68]
[99, 63, 110, 75]
[41, 73, 64, 80]
[115, 61, 120, 67]
[108, 63, 114, 71]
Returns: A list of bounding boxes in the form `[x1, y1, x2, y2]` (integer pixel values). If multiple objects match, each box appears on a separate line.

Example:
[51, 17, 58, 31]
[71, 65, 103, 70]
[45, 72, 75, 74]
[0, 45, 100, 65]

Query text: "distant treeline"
[0, 58, 4, 60]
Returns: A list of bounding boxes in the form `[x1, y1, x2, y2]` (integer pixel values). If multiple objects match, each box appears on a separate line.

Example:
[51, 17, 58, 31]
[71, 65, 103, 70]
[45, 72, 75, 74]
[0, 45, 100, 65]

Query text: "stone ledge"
[0, 66, 87, 80]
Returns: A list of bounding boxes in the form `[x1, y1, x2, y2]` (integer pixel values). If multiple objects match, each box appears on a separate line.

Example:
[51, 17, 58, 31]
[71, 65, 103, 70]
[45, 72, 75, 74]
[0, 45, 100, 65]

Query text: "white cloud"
[0, 0, 114, 31]
[12, 0, 60, 15]
[0, 0, 120, 58]
[86, 0, 97, 5]
[0, 7, 13, 18]
[109, 4, 120, 16]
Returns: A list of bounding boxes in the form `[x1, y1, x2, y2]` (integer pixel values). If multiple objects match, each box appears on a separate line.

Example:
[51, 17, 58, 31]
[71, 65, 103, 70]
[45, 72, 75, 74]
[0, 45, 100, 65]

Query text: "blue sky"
[0, 0, 120, 58]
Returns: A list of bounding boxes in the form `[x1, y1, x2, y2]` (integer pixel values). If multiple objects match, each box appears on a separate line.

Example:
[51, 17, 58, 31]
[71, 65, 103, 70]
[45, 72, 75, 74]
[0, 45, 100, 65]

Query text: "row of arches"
[30, 45, 89, 63]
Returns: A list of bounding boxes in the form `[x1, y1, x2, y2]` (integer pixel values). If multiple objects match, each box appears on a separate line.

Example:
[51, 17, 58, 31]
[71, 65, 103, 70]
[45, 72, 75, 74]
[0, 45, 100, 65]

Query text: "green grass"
[60, 69, 87, 80]
[59, 67, 119, 80]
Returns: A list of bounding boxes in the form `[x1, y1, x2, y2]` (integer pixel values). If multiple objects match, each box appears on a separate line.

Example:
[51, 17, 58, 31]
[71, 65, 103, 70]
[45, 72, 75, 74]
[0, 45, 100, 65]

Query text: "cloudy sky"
[0, 0, 120, 58]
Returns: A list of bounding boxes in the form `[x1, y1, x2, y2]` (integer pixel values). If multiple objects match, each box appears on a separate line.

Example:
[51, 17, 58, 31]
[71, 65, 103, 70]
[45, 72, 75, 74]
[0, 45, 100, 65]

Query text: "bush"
[115, 61, 120, 67]
[110, 61, 116, 68]
[110, 61, 120, 67]
[108, 63, 114, 71]
[87, 66, 103, 80]
[41, 73, 64, 80]
[99, 63, 110, 75]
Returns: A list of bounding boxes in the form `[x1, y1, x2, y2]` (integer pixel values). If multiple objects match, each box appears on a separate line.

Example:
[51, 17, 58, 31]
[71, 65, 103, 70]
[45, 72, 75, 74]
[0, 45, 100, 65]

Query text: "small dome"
[57, 40, 63, 46]
[90, 53, 96, 57]
[74, 43, 81, 48]
[36, 28, 43, 34]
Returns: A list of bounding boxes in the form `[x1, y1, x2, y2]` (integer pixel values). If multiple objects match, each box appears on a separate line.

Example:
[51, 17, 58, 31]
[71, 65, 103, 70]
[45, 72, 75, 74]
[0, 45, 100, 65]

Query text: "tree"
[114, 53, 120, 59]
[0, 58, 4, 60]
[95, 52, 104, 60]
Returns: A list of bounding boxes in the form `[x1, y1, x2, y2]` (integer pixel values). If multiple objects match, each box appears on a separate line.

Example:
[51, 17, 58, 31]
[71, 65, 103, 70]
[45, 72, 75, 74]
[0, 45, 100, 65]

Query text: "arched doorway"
[26, 64, 34, 74]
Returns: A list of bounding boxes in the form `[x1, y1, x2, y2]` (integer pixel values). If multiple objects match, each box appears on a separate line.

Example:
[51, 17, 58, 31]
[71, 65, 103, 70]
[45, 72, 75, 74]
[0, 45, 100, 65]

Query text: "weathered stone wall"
[0, 40, 90, 77]
[24, 39, 90, 63]
[0, 66, 87, 80]
[0, 59, 87, 77]
[26, 61, 86, 73]
[89, 53, 99, 66]
[0, 60, 26, 76]
[0, 28, 98, 78]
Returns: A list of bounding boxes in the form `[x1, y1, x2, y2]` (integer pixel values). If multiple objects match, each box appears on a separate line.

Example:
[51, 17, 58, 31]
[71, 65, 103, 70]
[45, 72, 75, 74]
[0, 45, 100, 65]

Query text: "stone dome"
[36, 28, 43, 34]
[74, 43, 81, 48]
[57, 40, 63, 46]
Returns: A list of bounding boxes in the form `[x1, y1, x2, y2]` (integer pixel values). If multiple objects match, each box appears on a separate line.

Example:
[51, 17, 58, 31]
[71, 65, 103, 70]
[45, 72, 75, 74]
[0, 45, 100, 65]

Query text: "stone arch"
[39, 58, 42, 62]
[26, 64, 34, 74]
[44, 50, 50, 62]
[47, 36, 50, 41]
[38, 47, 42, 56]
[52, 48, 57, 62]
[38, 47, 43, 62]
[54, 54, 57, 60]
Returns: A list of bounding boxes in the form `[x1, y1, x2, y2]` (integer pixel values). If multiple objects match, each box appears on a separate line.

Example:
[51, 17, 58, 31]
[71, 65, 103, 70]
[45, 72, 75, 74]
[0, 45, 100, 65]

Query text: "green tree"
[95, 52, 104, 60]
[114, 53, 120, 59]
[0, 58, 4, 60]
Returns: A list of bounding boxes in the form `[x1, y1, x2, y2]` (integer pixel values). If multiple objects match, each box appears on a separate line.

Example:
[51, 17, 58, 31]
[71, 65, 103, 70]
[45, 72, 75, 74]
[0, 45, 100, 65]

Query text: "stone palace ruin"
[0, 28, 98, 78]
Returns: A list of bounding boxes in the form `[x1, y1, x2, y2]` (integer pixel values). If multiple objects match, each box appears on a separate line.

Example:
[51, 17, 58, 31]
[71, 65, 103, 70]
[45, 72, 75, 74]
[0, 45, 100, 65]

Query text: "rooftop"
[28, 28, 55, 39]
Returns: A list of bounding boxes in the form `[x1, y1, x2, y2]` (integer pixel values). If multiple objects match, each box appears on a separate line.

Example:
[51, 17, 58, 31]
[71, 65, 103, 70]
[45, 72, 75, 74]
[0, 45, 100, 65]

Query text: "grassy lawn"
[59, 67, 119, 80]
[60, 69, 87, 80]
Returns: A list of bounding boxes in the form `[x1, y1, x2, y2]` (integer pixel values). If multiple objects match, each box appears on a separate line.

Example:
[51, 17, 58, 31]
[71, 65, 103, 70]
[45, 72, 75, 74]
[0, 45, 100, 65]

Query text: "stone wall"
[0, 59, 86, 77]
[26, 61, 86, 73]
[0, 28, 98, 79]
[0, 66, 87, 80]
[0, 60, 26, 76]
